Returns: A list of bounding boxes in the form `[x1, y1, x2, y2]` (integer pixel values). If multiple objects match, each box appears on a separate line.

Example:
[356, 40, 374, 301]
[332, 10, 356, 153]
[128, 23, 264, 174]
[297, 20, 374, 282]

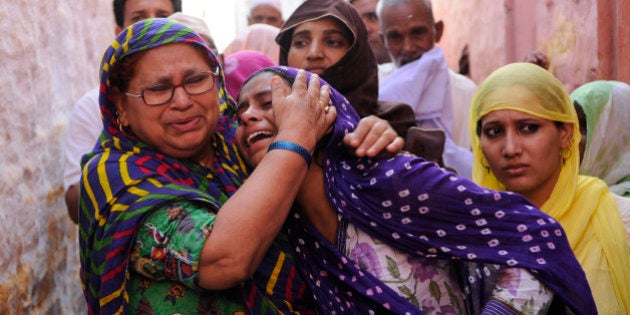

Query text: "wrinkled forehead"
[251, 4, 282, 16]
[381, 0, 433, 25]
[239, 71, 278, 100]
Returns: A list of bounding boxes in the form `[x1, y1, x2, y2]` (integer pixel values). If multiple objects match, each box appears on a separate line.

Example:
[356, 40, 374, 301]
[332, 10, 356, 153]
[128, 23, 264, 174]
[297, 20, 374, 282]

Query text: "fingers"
[319, 85, 330, 111]
[319, 85, 334, 131]
[270, 76, 287, 103]
[305, 70, 321, 101]
[323, 102, 336, 134]
[384, 137, 405, 156]
[292, 69, 310, 100]
[344, 116, 401, 157]
[272, 70, 333, 149]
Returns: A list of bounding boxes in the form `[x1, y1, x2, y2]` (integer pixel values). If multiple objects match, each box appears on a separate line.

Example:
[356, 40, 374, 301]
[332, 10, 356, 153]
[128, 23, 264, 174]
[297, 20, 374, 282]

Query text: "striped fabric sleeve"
[482, 299, 518, 315]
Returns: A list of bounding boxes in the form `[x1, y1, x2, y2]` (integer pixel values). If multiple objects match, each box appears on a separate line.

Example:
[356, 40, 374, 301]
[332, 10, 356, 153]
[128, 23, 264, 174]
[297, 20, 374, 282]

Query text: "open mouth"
[247, 130, 274, 146]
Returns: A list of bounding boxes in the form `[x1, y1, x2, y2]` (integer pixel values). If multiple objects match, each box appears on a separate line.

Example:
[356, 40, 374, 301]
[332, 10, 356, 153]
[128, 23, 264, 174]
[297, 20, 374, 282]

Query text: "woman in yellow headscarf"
[469, 62, 630, 314]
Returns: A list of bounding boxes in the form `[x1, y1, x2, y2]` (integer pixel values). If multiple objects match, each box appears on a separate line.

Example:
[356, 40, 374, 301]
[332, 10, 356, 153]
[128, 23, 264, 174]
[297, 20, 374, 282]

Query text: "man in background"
[348, 0, 391, 65]
[377, 0, 474, 178]
[247, 0, 284, 28]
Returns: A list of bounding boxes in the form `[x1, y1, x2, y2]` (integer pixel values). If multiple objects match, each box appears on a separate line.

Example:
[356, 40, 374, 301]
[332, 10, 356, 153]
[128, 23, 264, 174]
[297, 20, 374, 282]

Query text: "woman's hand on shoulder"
[344, 115, 405, 158]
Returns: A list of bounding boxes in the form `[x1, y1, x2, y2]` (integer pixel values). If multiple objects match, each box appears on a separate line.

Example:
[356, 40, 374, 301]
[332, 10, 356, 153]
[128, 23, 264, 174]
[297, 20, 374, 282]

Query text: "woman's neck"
[519, 168, 562, 209]
[194, 147, 216, 170]
[295, 163, 339, 243]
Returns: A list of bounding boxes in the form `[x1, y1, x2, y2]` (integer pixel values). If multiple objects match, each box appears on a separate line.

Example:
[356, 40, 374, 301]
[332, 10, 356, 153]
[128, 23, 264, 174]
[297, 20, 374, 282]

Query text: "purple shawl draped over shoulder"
[259, 66, 596, 314]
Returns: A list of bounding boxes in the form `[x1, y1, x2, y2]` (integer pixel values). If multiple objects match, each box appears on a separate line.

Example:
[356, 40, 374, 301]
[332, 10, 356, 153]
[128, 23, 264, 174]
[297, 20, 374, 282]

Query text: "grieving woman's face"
[286, 17, 352, 75]
[115, 43, 220, 162]
[235, 72, 286, 167]
[479, 108, 572, 206]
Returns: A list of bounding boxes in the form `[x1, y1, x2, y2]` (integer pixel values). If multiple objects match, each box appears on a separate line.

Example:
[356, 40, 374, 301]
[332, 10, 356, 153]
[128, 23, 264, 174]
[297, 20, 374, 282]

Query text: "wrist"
[267, 141, 312, 166]
[274, 130, 317, 153]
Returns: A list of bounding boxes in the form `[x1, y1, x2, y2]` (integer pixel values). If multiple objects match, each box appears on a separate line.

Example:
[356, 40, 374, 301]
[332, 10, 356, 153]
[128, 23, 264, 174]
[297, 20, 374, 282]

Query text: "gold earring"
[116, 115, 127, 136]
[480, 157, 491, 173]
[561, 149, 571, 165]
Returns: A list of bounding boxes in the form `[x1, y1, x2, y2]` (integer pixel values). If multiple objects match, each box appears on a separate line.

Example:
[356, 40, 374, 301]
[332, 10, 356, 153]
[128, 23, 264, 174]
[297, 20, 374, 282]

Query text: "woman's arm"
[197, 71, 333, 290]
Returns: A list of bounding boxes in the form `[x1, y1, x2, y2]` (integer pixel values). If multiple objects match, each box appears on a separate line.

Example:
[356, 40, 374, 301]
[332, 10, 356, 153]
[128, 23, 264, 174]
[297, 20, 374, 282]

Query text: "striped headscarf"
[253, 66, 596, 314]
[78, 18, 248, 314]
[470, 63, 630, 314]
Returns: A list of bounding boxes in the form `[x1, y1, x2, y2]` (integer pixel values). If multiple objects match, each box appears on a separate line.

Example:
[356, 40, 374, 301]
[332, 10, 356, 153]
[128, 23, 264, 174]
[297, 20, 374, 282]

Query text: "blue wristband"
[267, 141, 312, 166]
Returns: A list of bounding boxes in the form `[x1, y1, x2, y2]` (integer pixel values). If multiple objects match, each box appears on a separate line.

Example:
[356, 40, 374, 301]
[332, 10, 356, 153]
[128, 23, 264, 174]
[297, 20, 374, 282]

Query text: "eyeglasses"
[124, 67, 219, 106]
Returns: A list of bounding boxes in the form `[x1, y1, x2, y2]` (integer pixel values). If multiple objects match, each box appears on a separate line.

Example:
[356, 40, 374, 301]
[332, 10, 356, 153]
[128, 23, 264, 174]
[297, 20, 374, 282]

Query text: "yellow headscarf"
[469, 63, 630, 313]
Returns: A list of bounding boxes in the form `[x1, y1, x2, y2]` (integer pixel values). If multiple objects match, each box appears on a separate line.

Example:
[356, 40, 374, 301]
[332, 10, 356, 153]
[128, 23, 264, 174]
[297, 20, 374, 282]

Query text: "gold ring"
[324, 105, 330, 113]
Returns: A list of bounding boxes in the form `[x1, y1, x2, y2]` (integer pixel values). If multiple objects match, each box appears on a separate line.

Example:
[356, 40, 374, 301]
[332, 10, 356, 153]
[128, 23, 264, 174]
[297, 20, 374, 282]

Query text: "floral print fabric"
[342, 221, 465, 314]
[129, 201, 245, 314]
[490, 268, 552, 314]
[342, 222, 553, 315]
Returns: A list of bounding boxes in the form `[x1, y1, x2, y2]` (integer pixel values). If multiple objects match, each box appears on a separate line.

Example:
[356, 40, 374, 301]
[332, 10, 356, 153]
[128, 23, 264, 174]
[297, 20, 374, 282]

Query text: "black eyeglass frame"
[123, 66, 220, 106]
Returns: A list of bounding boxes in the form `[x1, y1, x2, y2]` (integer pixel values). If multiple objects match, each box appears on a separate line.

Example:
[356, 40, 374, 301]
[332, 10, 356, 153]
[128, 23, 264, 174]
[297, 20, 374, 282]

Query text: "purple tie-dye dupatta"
[258, 66, 596, 314]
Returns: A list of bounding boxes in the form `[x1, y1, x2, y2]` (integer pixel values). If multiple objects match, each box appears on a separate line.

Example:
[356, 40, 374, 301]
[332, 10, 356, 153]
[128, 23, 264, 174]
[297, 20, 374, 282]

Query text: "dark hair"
[109, 51, 144, 92]
[573, 100, 587, 134]
[236, 67, 295, 108]
[113, 0, 182, 27]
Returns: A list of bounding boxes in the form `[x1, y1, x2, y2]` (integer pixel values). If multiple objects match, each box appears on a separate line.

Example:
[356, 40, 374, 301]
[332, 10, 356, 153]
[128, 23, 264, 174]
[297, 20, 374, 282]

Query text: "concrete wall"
[433, 0, 627, 92]
[0, 0, 113, 313]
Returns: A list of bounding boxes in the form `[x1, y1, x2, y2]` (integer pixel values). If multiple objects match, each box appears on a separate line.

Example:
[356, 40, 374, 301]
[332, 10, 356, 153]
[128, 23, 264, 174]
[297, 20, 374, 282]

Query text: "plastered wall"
[433, 0, 627, 92]
[0, 1, 113, 313]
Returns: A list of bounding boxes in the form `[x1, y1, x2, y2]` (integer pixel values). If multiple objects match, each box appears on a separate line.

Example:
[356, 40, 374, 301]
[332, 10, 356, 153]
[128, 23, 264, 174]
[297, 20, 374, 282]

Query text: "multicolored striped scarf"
[78, 19, 249, 314]
[256, 66, 596, 314]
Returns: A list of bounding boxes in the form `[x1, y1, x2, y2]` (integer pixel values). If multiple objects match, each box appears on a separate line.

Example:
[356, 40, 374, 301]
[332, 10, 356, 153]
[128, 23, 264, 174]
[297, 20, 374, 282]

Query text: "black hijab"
[277, 0, 379, 117]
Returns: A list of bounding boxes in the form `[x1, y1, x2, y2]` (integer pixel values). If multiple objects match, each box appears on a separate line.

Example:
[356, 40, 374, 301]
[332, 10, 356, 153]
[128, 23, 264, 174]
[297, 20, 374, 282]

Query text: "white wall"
[183, 0, 304, 52]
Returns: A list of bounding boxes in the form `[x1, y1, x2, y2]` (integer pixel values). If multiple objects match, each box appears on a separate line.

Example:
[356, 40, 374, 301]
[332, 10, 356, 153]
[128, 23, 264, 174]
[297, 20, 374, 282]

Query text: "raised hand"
[344, 115, 404, 158]
[271, 70, 334, 151]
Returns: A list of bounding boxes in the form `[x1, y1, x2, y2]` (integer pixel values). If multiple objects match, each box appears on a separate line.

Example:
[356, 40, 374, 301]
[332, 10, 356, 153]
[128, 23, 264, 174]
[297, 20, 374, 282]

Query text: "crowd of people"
[64, 0, 629, 314]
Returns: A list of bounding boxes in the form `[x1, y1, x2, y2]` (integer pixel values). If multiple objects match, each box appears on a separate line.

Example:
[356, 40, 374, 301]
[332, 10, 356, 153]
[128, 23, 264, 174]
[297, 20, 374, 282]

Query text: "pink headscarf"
[222, 23, 281, 63]
[223, 50, 277, 99]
